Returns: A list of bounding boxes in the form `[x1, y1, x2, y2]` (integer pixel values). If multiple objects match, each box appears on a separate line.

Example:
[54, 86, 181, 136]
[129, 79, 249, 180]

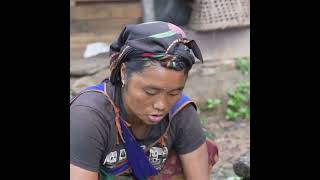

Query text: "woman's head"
[108, 21, 203, 125]
[120, 60, 187, 125]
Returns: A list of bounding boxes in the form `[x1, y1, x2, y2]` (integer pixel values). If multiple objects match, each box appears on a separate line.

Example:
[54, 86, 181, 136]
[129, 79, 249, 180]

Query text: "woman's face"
[121, 65, 187, 125]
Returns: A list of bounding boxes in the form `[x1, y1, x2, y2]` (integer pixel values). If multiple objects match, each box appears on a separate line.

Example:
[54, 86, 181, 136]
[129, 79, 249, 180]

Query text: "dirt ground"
[202, 110, 250, 179]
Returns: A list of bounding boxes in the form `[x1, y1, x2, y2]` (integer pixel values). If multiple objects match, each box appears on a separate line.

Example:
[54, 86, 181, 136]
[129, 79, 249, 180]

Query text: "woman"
[70, 21, 218, 180]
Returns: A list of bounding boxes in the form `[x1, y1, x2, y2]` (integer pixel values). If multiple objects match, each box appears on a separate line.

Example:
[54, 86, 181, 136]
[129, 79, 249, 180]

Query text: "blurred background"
[70, 0, 250, 179]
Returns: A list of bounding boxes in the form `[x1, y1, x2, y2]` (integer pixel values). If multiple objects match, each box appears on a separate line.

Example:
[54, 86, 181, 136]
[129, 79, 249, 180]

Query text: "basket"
[188, 0, 250, 31]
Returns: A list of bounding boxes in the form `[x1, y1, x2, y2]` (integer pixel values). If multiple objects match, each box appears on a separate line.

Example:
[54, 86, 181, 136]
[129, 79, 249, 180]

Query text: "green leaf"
[238, 106, 250, 120]
[226, 109, 233, 117]
[227, 99, 236, 107]
[238, 94, 248, 102]
[206, 98, 221, 110]
[226, 108, 238, 120]
[239, 107, 249, 114]
[230, 98, 241, 109]
[233, 112, 239, 117]
[226, 108, 233, 114]
[235, 57, 250, 75]
[227, 91, 235, 98]
[206, 98, 214, 104]
[212, 99, 221, 105]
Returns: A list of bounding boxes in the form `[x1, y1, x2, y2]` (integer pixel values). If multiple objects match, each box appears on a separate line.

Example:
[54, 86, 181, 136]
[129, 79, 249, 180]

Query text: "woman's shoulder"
[169, 102, 206, 154]
[172, 102, 198, 120]
[169, 103, 199, 130]
[71, 90, 115, 123]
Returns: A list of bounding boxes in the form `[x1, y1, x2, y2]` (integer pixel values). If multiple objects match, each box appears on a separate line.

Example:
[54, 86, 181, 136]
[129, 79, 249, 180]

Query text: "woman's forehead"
[130, 66, 186, 88]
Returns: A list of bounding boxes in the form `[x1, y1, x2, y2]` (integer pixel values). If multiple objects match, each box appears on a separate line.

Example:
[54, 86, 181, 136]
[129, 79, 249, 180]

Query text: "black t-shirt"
[70, 83, 206, 172]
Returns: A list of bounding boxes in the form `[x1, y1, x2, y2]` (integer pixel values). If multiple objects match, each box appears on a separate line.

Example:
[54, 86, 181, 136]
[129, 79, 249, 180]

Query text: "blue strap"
[70, 83, 105, 103]
[82, 83, 157, 178]
[119, 117, 159, 179]
[85, 83, 105, 91]
[170, 95, 193, 115]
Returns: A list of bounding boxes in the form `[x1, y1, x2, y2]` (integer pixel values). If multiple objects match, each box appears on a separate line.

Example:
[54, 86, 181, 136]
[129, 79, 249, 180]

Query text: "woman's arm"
[70, 104, 109, 180]
[70, 164, 98, 180]
[179, 142, 209, 180]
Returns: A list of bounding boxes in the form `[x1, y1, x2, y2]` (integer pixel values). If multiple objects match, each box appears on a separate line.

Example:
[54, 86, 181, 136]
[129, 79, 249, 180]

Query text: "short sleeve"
[171, 104, 206, 155]
[70, 105, 108, 172]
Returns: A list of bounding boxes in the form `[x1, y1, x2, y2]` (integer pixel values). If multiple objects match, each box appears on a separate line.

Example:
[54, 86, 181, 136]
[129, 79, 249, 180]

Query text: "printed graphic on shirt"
[148, 146, 168, 169]
[103, 144, 168, 170]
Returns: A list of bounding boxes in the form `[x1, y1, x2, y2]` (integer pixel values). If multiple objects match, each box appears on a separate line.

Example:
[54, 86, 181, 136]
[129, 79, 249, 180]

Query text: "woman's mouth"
[148, 114, 164, 122]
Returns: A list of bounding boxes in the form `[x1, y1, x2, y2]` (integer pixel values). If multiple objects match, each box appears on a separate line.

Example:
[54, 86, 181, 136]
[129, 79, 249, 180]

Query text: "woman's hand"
[70, 164, 98, 180]
[179, 142, 209, 180]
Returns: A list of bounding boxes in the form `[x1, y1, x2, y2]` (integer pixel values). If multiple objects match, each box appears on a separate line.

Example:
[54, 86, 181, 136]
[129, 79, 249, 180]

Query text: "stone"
[83, 42, 110, 59]
[71, 68, 111, 93]
[70, 57, 109, 77]
[71, 76, 96, 93]
[233, 151, 250, 179]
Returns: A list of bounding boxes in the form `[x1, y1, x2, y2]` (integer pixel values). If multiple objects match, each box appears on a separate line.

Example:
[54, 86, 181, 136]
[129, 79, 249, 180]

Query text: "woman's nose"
[153, 97, 167, 112]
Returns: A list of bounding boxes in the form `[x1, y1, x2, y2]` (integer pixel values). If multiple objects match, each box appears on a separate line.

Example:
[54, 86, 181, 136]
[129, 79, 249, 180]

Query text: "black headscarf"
[109, 21, 204, 85]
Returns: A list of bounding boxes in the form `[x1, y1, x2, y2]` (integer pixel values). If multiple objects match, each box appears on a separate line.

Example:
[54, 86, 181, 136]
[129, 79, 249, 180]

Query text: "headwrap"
[109, 21, 204, 84]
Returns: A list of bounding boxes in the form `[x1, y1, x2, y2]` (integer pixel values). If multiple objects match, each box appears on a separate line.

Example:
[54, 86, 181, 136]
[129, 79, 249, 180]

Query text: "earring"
[122, 80, 125, 88]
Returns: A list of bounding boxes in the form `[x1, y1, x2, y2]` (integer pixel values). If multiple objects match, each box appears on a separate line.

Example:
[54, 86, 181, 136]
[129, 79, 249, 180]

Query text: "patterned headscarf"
[109, 21, 203, 84]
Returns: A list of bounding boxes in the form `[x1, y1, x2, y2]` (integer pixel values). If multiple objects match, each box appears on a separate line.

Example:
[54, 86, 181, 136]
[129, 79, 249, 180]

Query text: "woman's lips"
[148, 114, 164, 122]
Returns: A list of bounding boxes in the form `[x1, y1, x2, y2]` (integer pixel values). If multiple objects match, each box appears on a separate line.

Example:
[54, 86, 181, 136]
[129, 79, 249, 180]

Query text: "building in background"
[70, 0, 250, 61]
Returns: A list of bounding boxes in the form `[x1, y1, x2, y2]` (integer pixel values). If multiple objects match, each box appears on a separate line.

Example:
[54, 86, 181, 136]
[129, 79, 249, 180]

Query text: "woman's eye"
[169, 91, 181, 96]
[169, 94, 179, 97]
[145, 90, 157, 96]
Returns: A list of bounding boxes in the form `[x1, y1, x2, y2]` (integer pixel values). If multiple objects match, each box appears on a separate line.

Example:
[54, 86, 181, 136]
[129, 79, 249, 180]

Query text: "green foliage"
[206, 98, 221, 110]
[198, 56, 250, 123]
[198, 98, 221, 114]
[235, 57, 250, 75]
[225, 81, 250, 121]
[225, 56, 250, 121]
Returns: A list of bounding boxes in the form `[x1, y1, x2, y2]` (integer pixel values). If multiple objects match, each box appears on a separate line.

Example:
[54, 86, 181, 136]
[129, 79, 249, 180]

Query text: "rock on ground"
[70, 57, 109, 77]
[233, 151, 250, 179]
